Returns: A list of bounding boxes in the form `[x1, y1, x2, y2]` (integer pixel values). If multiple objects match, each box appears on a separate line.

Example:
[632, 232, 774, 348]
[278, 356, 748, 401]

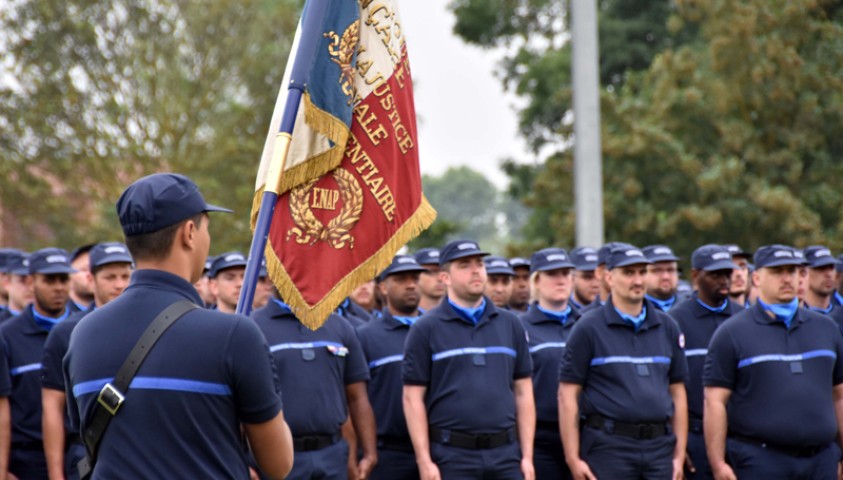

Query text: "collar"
[72, 300, 92, 312]
[127, 269, 204, 305]
[27, 304, 71, 333]
[695, 296, 729, 314]
[536, 303, 573, 325]
[570, 298, 584, 310]
[382, 309, 420, 328]
[752, 300, 804, 328]
[447, 297, 487, 325]
[613, 304, 647, 329]
[804, 301, 833, 315]
[605, 300, 660, 330]
[834, 291, 843, 306]
[268, 298, 298, 320]
[645, 294, 676, 312]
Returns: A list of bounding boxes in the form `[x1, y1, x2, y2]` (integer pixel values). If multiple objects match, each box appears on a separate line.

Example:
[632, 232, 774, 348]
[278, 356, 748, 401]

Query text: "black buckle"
[97, 383, 125, 416]
[476, 435, 491, 449]
[638, 424, 654, 439]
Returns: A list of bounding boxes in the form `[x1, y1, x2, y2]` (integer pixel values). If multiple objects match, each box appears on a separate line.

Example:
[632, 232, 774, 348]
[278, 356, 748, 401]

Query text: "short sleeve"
[832, 325, 843, 386]
[227, 317, 283, 424]
[511, 317, 533, 379]
[0, 336, 10, 397]
[42, 323, 71, 391]
[558, 320, 593, 385]
[340, 320, 370, 385]
[402, 322, 432, 385]
[666, 318, 688, 384]
[703, 324, 737, 389]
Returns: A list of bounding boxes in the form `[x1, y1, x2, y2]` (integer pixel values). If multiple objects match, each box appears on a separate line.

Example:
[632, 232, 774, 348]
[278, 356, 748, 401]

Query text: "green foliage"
[0, 0, 300, 252]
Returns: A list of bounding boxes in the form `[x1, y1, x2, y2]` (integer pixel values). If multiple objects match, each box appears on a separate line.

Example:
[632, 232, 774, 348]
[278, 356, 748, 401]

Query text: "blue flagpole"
[236, 0, 331, 316]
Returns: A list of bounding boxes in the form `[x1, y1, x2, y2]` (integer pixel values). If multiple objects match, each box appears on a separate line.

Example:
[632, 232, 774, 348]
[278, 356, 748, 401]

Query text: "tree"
[0, 0, 300, 251]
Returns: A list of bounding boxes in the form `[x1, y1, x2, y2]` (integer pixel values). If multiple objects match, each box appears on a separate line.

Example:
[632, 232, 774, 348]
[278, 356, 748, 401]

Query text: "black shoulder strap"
[78, 300, 198, 478]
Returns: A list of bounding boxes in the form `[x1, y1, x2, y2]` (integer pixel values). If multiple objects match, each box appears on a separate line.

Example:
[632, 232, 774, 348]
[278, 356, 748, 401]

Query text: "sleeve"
[0, 335, 10, 397]
[703, 323, 737, 389]
[832, 322, 843, 386]
[402, 321, 432, 385]
[341, 321, 370, 384]
[227, 317, 284, 424]
[62, 332, 80, 429]
[666, 317, 688, 384]
[41, 324, 69, 391]
[558, 320, 593, 385]
[511, 316, 533, 379]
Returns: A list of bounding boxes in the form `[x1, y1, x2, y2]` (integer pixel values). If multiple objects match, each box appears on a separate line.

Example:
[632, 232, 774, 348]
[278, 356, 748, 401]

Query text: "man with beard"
[1, 248, 76, 478]
[724, 245, 751, 308]
[643, 245, 682, 313]
[413, 249, 446, 313]
[508, 257, 532, 313]
[569, 247, 599, 310]
[801, 246, 839, 316]
[357, 255, 427, 479]
[0, 252, 33, 323]
[705, 245, 843, 479]
[41, 242, 133, 480]
[484, 256, 515, 309]
[403, 240, 535, 479]
[669, 245, 740, 479]
[68, 245, 95, 313]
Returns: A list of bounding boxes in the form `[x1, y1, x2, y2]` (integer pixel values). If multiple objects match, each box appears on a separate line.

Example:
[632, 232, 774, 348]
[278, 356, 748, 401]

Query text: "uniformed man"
[484, 255, 515, 309]
[0, 249, 23, 312]
[669, 244, 740, 480]
[335, 295, 374, 327]
[569, 247, 599, 310]
[207, 251, 247, 314]
[520, 248, 580, 480]
[41, 242, 133, 480]
[704, 244, 843, 479]
[1, 247, 77, 478]
[559, 244, 688, 480]
[643, 245, 682, 312]
[508, 257, 532, 313]
[253, 293, 377, 480]
[357, 255, 427, 480]
[193, 255, 216, 308]
[403, 239, 535, 480]
[0, 252, 33, 323]
[0, 334, 11, 479]
[351, 279, 380, 316]
[253, 258, 273, 311]
[578, 242, 631, 314]
[67, 245, 95, 313]
[723, 244, 751, 308]
[801, 245, 840, 315]
[413, 248, 445, 312]
[64, 173, 293, 479]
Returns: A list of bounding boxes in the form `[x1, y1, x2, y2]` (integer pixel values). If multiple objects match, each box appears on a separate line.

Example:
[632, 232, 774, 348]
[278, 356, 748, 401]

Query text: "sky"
[399, 0, 536, 188]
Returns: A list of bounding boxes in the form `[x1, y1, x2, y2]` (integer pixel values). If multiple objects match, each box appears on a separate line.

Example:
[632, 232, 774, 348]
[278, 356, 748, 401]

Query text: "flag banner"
[254, 0, 436, 329]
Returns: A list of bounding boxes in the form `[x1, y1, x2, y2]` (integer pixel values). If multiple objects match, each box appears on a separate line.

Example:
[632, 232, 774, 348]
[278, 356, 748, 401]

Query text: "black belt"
[429, 427, 515, 450]
[584, 415, 668, 440]
[377, 436, 414, 453]
[729, 434, 830, 458]
[292, 433, 342, 452]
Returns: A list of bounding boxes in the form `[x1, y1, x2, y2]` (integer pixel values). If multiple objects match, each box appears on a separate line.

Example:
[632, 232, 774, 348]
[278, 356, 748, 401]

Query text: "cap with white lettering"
[691, 244, 737, 271]
[530, 248, 576, 273]
[439, 240, 489, 266]
[89, 242, 134, 269]
[753, 245, 804, 269]
[28, 248, 78, 275]
[643, 245, 680, 263]
[803, 245, 839, 269]
[209, 251, 248, 278]
[484, 255, 516, 276]
[606, 245, 652, 270]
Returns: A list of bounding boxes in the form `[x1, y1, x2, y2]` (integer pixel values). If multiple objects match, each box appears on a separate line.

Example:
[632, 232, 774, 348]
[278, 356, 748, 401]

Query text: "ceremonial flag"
[253, 0, 435, 329]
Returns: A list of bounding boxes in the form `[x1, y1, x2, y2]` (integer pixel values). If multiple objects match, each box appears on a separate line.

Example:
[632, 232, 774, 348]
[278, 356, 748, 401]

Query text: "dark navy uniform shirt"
[559, 301, 688, 423]
[402, 298, 532, 433]
[669, 296, 741, 420]
[65, 270, 282, 479]
[356, 310, 415, 439]
[829, 307, 843, 334]
[704, 304, 843, 447]
[520, 304, 580, 425]
[336, 298, 373, 327]
[252, 300, 369, 436]
[42, 310, 87, 436]
[0, 337, 11, 397]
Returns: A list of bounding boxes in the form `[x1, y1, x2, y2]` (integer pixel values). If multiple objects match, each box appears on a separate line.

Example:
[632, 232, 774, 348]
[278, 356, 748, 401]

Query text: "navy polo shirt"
[402, 297, 532, 433]
[829, 307, 843, 334]
[578, 298, 603, 315]
[0, 337, 11, 397]
[252, 300, 369, 436]
[520, 304, 581, 424]
[42, 312, 86, 392]
[704, 304, 843, 447]
[65, 270, 282, 479]
[356, 310, 415, 439]
[669, 296, 741, 420]
[336, 298, 373, 327]
[0, 305, 65, 444]
[559, 301, 687, 423]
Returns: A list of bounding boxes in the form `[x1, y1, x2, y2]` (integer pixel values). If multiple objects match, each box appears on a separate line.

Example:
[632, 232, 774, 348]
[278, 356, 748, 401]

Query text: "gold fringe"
[264, 196, 437, 330]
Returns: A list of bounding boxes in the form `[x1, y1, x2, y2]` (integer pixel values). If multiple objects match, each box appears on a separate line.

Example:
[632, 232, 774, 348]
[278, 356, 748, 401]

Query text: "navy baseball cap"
[723, 244, 750, 258]
[691, 244, 737, 271]
[597, 242, 634, 266]
[439, 240, 489, 265]
[203, 255, 216, 274]
[116, 173, 233, 236]
[6, 252, 29, 276]
[413, 248, 440, 266]
[837, 254, 843, 272]
[0, 248, 23, 273]
[484, 256, 516, 275]
[570, 247, 599, 271]
[803, 246, 838, 268]
[531, 248, 576, 273]
[70, 243, 96, 263]
[606, 244, 651, 270]
[753, 245, 804, 269]
[28, 248, 78, 275]
[643, 245, 680, 263]
[379, 255, 427, 281]
[209, 251, 248, 278]
[259, 257, 268, 278]
[89, 242, 133, 269]
[509, 257, 530, 270]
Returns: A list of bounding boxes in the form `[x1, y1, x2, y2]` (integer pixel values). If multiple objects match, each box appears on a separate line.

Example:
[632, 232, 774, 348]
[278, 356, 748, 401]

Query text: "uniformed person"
[668, 245, 740, 480]
[413, 248, 445, 312]
[0, 249, 23, 313]
[520, 248, 580, 480]
[253, 257, 273, 311]
[569, 247, 599, 310]
[484, 255, 516, 309]
[253, 292, 377, 480]
[403, 239, 535, 480]
[0, 333, 12, 479]
[351, 279, 381, 317]
[64, 173, 293, 479]
[67, 245, 95, 313]
[357, 255, 427, 480]
[559, 244, 688, 480]
[0, 247, 76, 479]
[801, 245, 840, 315]
[193, 254, 216, 308]
[704, 245, 843, 479]
[508, 257, 532, 313]
[0, 252, 33, 323]
[643, 245, 682, 312]
[723, 245, 751, 308]
[207, 251, 247, 314]
[833, 254, 843, 307]
[578, 242, 631, 314]
[41, 242, 133, 480]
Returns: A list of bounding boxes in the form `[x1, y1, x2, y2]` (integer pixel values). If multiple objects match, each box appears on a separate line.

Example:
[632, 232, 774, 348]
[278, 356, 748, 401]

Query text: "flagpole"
[236, 0, 330, 316]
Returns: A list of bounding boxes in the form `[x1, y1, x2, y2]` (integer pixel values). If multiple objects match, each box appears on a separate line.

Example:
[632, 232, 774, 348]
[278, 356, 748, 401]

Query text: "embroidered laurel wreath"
[287, 168, 363, 249]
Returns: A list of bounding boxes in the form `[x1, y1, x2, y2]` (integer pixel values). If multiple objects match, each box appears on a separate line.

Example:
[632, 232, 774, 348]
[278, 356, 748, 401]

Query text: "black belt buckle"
[637, 424, 654, 439]
[476, 434, 492, 449]
[97, 383, 125, 416]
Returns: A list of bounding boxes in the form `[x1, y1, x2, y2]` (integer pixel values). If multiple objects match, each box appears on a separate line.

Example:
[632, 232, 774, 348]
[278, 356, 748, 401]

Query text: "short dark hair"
[125, 214, 204, 261]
